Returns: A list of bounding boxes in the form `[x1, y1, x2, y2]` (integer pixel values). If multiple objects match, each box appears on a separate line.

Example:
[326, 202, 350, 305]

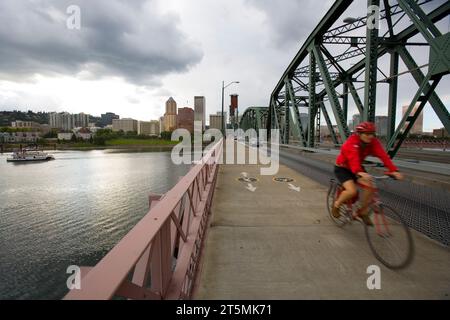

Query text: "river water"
[0, 149, 190, 299]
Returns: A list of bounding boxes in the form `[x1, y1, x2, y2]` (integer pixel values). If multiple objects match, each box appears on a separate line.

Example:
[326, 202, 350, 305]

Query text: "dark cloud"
[0, 0, 203, 85]
[245, 0, 334, 47]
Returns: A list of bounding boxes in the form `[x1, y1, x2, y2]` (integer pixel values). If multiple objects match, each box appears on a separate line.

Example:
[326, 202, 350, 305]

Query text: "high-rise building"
[73, 113, 89, 128]
[164, 97, 177, 132]
[149, 120, 160, 136]
[433, 128, 449, 138]
[166, 97, 177, 114]
[101, 112, 119, 127]
[138, 121, 152, 135]
[402, 104, 423, 135]
[375, 116, 388, 137]
[210, 114, 223, 130]
[164, 115, 177, 132]
[49, 113, 60, 129]
[112, 118, 138, 132]
[194, 96, 206, 131]
[214, 111, 228, 130]
[49, 112, 75, 131]
[49, 112, 90, 131]
[177, 107, 195, 134]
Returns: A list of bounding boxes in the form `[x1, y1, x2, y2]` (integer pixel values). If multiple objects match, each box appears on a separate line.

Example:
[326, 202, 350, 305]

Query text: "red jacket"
[336, 134, 398, 174]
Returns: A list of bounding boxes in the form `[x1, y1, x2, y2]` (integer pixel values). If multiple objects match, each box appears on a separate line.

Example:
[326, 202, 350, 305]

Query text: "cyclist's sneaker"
[360, 214, 374, 226]
[332, 205, 341, 218]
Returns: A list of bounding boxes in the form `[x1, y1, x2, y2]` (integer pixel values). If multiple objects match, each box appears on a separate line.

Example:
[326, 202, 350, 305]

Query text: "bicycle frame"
[335, 176, 392, 235]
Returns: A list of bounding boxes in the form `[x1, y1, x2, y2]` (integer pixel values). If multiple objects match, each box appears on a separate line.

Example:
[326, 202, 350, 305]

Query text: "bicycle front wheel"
[364, 204, 414, 269]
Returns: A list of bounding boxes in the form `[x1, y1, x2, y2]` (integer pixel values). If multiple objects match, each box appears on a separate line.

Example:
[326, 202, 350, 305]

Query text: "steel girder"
[322, 0, 433, 38]
[363, 0, 380, 122]
[387, 50, 399, 140]
[312, 44, 350, 141]
[265, 0, 449, 157]
[286, 79, 307, 146]
[308, 53, 318, 147]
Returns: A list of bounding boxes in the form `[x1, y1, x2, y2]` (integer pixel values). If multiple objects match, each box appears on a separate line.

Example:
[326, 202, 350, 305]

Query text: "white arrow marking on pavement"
[246, 183, 257, 192]
[288, 183, 300, 192]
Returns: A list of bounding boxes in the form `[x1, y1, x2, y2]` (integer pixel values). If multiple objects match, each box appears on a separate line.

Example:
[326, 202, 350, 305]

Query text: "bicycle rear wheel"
[327, 180, 350, 227]
[364, 204, 414, 269]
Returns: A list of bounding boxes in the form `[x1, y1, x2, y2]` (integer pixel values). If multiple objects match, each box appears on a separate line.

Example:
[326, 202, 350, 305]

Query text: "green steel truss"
[264, 0, 449, 157]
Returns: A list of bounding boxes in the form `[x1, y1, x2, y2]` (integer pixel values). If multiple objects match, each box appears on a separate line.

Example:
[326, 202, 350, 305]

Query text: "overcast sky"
[0, 0, 448, 131]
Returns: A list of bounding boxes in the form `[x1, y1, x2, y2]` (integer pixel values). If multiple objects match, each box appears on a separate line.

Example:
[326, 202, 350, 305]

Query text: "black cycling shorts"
[334, 165, 358, 184]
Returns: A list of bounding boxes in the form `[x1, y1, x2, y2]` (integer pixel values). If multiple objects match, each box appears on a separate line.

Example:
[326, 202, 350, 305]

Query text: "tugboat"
[6, 148, 55, 163]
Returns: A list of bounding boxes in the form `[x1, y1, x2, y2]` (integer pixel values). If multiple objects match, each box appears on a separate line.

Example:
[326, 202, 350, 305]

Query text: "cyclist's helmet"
[355, 121, 376, 133]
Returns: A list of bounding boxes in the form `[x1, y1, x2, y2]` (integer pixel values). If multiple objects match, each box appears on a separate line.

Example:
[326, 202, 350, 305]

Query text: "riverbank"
[58, 144, 177, 152]
[0, 139, 179, 152]
[60, 139, 178, 151]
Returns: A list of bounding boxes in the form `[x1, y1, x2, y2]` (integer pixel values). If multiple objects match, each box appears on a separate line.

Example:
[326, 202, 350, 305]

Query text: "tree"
[125, 131, 137, 137]
[160, 131, 172, 140]
[43, 129, 58, 139]
[94, 136, 106, 146]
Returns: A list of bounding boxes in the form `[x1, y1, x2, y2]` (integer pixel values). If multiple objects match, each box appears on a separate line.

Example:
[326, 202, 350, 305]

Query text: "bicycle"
[327, 174, 414, 269]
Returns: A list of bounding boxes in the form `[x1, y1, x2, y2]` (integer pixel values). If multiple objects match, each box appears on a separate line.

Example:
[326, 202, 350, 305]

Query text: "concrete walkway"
[194, 151, 450, 299]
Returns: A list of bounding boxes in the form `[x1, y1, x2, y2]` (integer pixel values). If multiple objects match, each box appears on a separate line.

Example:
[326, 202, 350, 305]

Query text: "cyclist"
[332, 121, 403, 225]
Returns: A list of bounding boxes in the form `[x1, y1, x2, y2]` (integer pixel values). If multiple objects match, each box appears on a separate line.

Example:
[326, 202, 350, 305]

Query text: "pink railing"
[64, 139, 223, 300]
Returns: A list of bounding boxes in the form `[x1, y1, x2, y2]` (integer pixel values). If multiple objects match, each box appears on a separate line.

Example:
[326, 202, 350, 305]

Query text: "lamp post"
[221, 81, 239, 137]
[343, 17, 358, 23]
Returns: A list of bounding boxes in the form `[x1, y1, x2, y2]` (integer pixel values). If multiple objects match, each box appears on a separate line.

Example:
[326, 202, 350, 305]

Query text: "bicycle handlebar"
[372, 172, 398, 180]
[372, 175, 392, 180]
[357, 172, 398, 180]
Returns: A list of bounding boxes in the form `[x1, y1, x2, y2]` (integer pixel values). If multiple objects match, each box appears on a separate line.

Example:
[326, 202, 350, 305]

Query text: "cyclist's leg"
[334, 179, 357, 208]
[356, 176, 375, 216]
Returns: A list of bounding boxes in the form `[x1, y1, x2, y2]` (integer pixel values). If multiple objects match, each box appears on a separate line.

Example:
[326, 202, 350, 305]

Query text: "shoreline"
[0, 143, 177, 152]
[58, 144, 177, 151]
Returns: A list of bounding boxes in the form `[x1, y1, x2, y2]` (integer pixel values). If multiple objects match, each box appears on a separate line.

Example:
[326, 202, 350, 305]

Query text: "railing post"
[148, 193, 162, 208]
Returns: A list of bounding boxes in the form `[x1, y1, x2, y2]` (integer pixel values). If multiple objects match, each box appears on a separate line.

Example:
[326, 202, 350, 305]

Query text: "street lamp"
[343, 17, 358, 24]
[221, 81, 239, 136]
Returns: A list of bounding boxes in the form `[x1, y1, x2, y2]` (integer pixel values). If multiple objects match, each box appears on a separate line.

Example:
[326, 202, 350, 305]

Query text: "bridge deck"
[194, 150, 450, 299]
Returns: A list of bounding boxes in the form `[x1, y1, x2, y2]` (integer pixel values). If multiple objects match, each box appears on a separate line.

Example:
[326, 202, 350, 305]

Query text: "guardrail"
[64, 139, 223, 300]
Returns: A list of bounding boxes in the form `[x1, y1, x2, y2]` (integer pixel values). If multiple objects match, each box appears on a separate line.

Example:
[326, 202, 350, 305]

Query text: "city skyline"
[1, 102, 447, 132]
[0, 94, 233, 128]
